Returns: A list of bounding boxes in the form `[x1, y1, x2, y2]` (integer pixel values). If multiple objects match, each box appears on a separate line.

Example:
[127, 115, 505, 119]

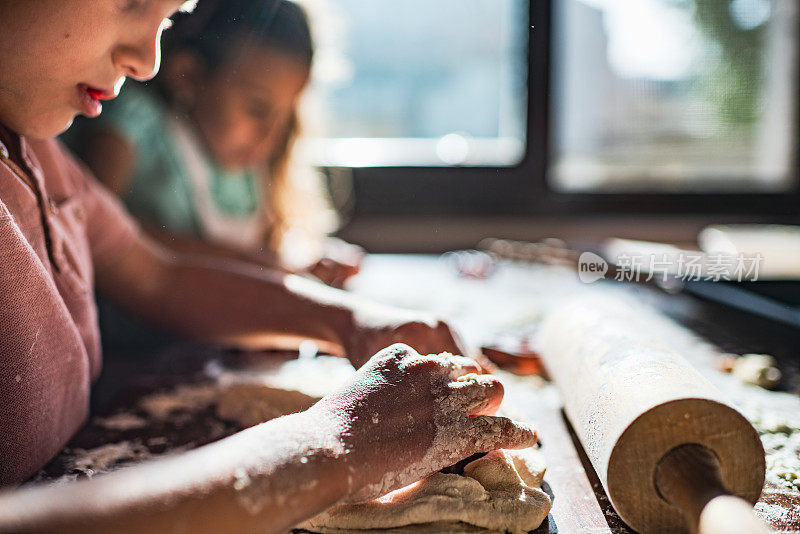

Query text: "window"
[550, 0, 799, 192]
[298, 1, 800, 221]
[299, 0, 529, 167]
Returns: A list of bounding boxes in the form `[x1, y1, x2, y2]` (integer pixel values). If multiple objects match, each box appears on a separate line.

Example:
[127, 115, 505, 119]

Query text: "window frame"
[327, 0, 800, 221]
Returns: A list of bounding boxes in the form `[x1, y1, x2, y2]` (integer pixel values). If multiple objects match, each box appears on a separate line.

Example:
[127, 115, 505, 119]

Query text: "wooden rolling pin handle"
[655, 444, 770, 534]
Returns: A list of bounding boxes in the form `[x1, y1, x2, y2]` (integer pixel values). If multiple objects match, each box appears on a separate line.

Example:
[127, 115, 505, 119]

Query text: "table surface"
[31, 254, 800, 533]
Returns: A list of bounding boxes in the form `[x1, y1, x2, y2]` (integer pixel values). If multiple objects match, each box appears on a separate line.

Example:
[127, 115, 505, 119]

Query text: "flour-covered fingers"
[461, 415, 538, 452]
[426, 353, 483, 379]
[373, 343, 419, 364]
[449, 374, 504, 416]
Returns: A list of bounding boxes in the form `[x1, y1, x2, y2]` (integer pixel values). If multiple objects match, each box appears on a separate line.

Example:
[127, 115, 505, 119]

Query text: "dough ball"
[299, 447, 550, 534]
[732, 354, 782, 390]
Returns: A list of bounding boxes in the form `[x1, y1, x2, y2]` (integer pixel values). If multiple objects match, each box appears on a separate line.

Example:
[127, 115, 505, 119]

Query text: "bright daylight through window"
[550, 0, 798, 192]
[298, 0, 529, 167]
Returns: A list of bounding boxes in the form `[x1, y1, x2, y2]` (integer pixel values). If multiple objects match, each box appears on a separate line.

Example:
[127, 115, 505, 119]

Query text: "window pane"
[298, 0, 529, 167]
[550, 0, 798, 192]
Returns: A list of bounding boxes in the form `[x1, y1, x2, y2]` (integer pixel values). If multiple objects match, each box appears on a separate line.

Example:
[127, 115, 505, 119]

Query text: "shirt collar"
[0, 123, 15, 162]
[0, 123, 43, 174]
[0, 122, 28, 170]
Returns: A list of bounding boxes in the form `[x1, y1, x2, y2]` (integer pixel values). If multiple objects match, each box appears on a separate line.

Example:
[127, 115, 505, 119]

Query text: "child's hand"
[310, 256, 361, 289]
[344, 304, 467, 368]
[310, 239, 364, 288]
[311, 343, 537, 503]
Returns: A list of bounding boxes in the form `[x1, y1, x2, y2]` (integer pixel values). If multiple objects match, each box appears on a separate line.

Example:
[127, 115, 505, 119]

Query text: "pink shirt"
[0, 124, 138, 486]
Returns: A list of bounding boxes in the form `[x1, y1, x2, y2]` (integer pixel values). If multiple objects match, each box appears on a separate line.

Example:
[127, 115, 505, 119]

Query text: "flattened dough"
[214, 356, 356, 427]
[299, 448, 551, 534]
[216, 382, 319, 427]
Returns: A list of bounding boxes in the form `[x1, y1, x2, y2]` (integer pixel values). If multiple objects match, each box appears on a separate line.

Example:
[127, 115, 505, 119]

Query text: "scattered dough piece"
[64, 441, 152, 480]
[216, 382, 319, 427]
[214, 356, 356, 427]
[133, 356, 356, 427]
[138, 383, 218, 419]
[299, 448, 551, 534]
[94, 412, 148, 431]
[732, 354, 782, 390]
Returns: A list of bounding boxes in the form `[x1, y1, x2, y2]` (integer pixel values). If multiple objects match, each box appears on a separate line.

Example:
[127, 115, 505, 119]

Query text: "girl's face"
[0, 0, 192, 138]
[189, 46, 310, 171]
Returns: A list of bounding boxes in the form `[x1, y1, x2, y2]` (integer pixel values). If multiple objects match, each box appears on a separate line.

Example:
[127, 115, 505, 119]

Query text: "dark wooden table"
[31, 254, 800, 533]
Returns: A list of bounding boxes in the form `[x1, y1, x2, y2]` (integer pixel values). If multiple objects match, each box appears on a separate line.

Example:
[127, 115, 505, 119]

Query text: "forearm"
[142, 223, 286, 272]
[97, 238, 361, 351]
[0, 411, 350, 534]
[98, 236, 460, 364]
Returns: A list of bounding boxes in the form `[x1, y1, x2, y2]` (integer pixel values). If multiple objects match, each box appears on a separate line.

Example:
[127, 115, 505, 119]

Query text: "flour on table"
[211, 355, 356, 399]
[745, 407, 800, 491]
[67, 441, 151, 473]
[94, 412, 148, 431]
[298, 448, 551, 534]
[138, 383, 218, 420]
[36, 441, 155, 486]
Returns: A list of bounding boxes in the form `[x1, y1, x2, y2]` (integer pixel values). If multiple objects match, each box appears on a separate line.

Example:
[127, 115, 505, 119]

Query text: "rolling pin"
[538, 296, 768, 534]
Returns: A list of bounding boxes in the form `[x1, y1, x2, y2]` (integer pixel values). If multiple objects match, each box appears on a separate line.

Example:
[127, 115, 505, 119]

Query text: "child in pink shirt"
[0, 1, 535, 531]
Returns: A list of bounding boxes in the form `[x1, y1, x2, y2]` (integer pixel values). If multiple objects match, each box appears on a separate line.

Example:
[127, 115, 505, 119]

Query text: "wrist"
[224, 408, 354, 517]
[283, 273, 357, 351]
[294, 404, 356, 501]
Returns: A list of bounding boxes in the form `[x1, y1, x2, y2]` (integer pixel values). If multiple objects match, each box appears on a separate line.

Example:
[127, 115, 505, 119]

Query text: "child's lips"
[85, 86, 116, 101]
[77, 84, 113, 118]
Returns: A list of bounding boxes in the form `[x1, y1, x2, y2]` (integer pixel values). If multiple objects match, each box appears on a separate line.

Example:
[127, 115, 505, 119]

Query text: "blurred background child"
[66, 0, 361, 289]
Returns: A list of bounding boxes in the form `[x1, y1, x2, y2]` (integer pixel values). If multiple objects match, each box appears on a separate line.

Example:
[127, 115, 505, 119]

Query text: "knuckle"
[379, 343, 416, 361]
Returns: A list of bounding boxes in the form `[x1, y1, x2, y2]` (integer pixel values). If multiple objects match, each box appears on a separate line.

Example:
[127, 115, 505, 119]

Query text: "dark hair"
[165, 0, 313, 71]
